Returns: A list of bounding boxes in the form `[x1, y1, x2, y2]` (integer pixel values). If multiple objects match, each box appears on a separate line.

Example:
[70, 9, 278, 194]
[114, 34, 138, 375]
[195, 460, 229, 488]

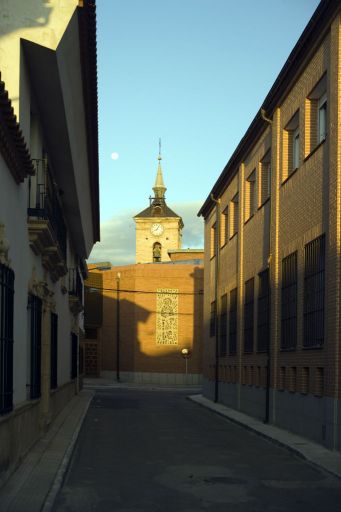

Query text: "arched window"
[153, 242, 162, 262]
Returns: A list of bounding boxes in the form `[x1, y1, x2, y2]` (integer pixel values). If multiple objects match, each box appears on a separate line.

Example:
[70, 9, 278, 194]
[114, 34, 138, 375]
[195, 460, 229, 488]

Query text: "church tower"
[134, 144, 183, 263]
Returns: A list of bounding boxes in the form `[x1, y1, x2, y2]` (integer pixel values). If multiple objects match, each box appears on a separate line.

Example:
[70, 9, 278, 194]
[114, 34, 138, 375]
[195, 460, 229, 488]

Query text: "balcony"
[69, 267, 83, 314]
[27, 159, 67, 282]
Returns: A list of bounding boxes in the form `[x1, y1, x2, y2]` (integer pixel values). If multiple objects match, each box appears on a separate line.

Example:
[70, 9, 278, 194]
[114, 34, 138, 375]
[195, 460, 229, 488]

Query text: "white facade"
[0, 0, 99, 486]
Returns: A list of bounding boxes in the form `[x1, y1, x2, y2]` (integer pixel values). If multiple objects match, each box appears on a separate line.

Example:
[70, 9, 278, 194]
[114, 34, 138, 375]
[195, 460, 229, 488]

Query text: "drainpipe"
[211, 194, 221, 403]
[260, 108, 272, 424]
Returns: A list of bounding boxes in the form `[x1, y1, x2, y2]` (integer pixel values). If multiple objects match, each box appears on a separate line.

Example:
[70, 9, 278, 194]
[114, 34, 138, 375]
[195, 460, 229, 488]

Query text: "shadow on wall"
[83, 267, 204, 379]
[0, 1, 52, 37]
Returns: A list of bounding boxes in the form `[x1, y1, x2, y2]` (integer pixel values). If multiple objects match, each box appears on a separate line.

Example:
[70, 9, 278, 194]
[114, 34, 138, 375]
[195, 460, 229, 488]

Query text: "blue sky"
[89, 0, 320, 264]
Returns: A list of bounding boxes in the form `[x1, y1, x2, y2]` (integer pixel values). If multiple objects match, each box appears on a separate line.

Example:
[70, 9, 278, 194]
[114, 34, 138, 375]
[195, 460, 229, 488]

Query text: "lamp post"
[116, 272, 121, 382]
[181, 348, 191, 384]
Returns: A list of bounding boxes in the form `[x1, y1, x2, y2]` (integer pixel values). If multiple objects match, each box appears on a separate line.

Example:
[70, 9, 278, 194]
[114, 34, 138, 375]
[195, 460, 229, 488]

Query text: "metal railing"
[69, 268, 83, 303]
[28, 159, 67, 262]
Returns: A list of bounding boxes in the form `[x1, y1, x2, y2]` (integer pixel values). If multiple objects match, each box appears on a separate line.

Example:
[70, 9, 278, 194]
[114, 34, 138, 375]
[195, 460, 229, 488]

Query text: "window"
[230, 194, 239, 237]
[257, 269, 270, 352]
[210, 222, 217, 258]
[284, 111, 300, 179]
[210, 301, 216, 337]
[28, 294, 42, 399]
[219, 294, 227, 356]
[281, 252, 297, 350]
[0, 264, 14, 415]
[292, 127, 300, 171]
[303, 235, 325, 347]
[279, 367, 286, 390]
[71, 332, 78, 379]
[50, 312, 58, 390]
[260, 151, 271, 205]
[221, 207, 228, 246]
[301, 367, 309, 394]
[244, 278, 254, 353]
[289, 367, 297, 393]
[153, 242, 162, 262]
[306, 74, 327, 155]
[245, 170, 256, 221]
[318, 92, 327, 144]
[314, 367, 324, 397]
[229, 288, 237, 355]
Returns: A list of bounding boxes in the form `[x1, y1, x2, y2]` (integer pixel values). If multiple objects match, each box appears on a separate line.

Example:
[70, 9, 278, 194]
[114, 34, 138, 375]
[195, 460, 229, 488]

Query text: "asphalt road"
[53, 388, 341, 512]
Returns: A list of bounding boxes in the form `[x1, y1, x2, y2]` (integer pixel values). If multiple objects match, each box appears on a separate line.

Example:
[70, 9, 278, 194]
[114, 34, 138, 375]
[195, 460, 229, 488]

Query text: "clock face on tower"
[150, 223, 164, 236]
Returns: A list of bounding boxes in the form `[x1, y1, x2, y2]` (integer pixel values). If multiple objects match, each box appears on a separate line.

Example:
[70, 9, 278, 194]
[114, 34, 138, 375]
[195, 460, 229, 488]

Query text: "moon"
[111, 152, 119, 160]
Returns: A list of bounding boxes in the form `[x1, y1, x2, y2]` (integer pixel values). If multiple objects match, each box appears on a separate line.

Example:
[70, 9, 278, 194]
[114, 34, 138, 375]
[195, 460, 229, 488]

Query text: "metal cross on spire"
[158, 137, 162, 161]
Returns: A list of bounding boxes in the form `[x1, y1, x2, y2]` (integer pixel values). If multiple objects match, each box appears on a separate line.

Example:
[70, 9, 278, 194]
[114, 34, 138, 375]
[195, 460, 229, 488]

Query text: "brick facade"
[199, 1, 341, 451]
[85, 262, 203, 384]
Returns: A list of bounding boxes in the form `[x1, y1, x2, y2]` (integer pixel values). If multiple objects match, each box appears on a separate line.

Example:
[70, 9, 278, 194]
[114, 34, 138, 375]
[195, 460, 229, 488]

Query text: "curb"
[187, 394, 341, 481]
[41, 392, 94, 512]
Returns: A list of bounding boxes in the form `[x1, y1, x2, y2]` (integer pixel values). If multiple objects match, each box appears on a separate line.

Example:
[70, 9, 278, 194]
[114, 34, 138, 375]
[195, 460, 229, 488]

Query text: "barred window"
[281, 252, 297, 349]
[257, 269, 270, 352]
[71, 332, 78, 380]
[303, 235, 325, 347]
[210, 301, 216, 337]
[229, 288, 237, 355]
[28, 294, 42, 399]
[50, 312, 58, 390]
[0, 264, 14, 415]
[244, 278, 254, 353]
[219, 294, 227, 356]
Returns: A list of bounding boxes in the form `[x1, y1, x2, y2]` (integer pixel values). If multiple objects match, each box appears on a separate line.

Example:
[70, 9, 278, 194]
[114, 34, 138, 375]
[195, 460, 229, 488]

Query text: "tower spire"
[153, 138, 166, 199]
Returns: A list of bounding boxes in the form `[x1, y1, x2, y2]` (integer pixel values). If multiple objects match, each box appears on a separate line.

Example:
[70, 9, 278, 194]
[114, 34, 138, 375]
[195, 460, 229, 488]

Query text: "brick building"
[0, 0, 99, 484]
[198, 0, 341, 451]
[84, 157, 203, 384]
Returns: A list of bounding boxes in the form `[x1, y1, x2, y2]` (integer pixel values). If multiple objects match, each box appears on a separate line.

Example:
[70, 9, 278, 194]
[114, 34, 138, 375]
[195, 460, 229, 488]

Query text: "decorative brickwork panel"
[156, 288, 178, 345]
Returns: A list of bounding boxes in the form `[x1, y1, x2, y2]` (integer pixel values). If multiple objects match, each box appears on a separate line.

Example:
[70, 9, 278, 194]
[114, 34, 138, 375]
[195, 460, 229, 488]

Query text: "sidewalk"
[0, 389, 94, 512]
[188, 394, 341, 480]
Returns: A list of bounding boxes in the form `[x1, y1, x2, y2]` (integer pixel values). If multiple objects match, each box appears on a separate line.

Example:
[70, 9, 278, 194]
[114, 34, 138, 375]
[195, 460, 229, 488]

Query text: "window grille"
[229, 288, 237, 355]
[289, 367, 297, 393]
[303, 235, 325, 347]
[71, 332, 78, 379]
[0, 264, 14, 415]
[50, 312, 58, 390]
[219, 294, 227, 356]
[314, 367, 324, 397]
[257, 269, 270, 352]
[244, 278, 254, 353]
[281, 252, 297, 349]
[210, 301, 216, 337]
[301, 367, 309, 394]
[279, 367, 286, 390]
[28, 294, 42, 399]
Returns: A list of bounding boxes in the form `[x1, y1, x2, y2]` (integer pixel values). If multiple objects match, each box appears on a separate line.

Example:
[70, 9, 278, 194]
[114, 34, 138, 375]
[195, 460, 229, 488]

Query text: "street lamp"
[116, 272, 121, 382]
[181, 348, 191, 384]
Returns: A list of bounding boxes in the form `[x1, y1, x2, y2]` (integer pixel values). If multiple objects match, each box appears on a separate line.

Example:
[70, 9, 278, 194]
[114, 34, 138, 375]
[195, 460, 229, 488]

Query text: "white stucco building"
[0, 0, 99, 485]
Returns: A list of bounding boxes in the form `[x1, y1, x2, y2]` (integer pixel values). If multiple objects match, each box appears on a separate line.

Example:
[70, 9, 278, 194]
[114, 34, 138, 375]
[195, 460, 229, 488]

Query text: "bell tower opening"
[153, 242, 162, 262]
